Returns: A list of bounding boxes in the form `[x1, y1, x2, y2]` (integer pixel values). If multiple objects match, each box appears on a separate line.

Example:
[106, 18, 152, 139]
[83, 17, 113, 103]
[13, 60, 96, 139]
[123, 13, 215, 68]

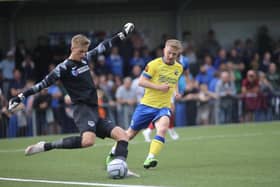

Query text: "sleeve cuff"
[142, 72, 152, 79]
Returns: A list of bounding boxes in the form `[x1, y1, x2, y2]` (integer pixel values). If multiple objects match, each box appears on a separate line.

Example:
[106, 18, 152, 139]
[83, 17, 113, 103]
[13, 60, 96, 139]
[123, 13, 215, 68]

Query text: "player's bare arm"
[174, 84, 182, 99]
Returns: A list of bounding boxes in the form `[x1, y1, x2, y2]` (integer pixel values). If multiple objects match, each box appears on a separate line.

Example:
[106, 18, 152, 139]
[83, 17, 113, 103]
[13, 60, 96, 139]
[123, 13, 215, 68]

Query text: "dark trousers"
[186, 100, 197, 126]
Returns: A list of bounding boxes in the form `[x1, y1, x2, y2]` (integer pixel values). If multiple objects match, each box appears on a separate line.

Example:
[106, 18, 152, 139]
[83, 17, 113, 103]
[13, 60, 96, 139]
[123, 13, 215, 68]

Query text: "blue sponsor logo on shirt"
[71, 69, 79, 76]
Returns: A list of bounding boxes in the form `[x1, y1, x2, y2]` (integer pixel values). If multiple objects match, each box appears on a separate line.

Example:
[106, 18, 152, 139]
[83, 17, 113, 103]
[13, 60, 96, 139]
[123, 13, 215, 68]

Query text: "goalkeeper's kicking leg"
[25, 118, 129, 163]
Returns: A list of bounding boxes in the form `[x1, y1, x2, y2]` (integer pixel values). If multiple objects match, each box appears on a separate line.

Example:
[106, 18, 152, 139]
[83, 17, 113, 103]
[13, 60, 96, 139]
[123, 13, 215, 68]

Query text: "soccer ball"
[107, 158, 128, 179]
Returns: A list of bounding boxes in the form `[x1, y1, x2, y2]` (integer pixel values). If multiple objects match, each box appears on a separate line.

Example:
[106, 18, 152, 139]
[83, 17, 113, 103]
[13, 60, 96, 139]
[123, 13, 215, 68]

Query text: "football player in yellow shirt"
[107, 39, 183, 169]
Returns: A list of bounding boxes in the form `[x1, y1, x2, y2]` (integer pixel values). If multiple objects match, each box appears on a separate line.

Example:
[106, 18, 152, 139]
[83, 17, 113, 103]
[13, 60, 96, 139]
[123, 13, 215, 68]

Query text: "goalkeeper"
[8, 23, 134, 167]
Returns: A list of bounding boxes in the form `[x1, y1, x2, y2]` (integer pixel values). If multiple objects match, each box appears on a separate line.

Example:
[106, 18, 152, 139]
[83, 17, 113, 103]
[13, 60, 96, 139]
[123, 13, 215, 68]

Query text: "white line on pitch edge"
[0, 177, 163, 187]
[0, 149, 24, 153]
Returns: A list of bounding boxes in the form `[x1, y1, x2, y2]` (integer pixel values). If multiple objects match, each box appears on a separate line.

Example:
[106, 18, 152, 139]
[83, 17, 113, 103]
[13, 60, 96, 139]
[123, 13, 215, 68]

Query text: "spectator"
[256, 71, 273, 121]
[216, 71, 237, 124]
[197, 83, 216, 125]
[232, 62, 244, 94]
[8, 69, 25, 100]
[250, 52, 260, 72]
[15, 40, 29, 70]
[131, 31, 145, 50]
[181, 50, 198, 77]
[129, 49, 145, 69]
[115, 77, 137, 129]
[48, 64, 64, 134]
[184, 43, 197, 64]
[113, 75, 123, 92]
[209, 71, 220, 92]
[33, 89, 54, 135]
[241, 70, 259, 122]
[259, 51, 273, 73]
[214, 48, 227, 69]
[106, 46, 124, 77]
[98, 74, 114, 101]
[267, 63, 280, 92]
[7, 69, 28, 137]
[96, 74, 117, 124]
[23, 79, 36, 137]
[267, 62, 280, 120]
[0, 51, 15, 96]
[97, 88, 107, 119]
[195, 64, 211, 86]
[182, 79, 199, 126]
[142, 47, 152, 66]
[94, 55, 110, 75]
[107, 73, 116, 94]
[208, 71, 220, 124]
[178, 54, 189, 72]
[226, 62, 236, 81]
[233, 39, 244, 55]
[48, 81, 63, 134]
[131, 65, 145, 104]
[204, 54, 216, 80]
[21, 54, 35, 81]
[228, 48, 241, 64]
[175, 67, 192, 127]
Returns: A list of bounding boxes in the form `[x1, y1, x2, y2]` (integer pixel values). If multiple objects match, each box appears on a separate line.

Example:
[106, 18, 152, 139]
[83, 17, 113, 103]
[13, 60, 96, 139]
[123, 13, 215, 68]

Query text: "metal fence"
[0, 94, 279, 139]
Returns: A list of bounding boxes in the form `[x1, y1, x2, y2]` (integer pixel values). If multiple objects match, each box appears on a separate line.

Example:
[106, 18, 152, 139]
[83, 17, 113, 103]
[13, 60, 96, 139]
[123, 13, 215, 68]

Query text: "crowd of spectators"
[0, 25, 279, 138]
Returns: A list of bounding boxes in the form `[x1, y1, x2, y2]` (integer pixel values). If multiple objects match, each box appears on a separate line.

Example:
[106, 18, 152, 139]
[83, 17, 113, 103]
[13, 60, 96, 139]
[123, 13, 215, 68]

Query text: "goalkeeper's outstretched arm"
[86, 22, 135, 59]
[8, 65, 62, 111]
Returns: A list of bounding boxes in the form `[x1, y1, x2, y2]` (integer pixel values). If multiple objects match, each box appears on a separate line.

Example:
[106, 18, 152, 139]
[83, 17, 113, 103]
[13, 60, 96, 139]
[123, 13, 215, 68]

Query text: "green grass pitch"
[0, 122, 280, 187]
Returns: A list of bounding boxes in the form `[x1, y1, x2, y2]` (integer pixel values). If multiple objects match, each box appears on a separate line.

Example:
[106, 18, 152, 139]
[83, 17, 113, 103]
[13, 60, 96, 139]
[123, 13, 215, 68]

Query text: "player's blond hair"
[165, 39, 183, 53]
[71, 34, 91, 48]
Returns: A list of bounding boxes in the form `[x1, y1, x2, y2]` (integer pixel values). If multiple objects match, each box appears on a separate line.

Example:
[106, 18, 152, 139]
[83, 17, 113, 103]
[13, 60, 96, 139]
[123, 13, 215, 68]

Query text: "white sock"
[145, 128, 152, 134]
[147, 153, 154, 159]
[111, 146, 116, 155]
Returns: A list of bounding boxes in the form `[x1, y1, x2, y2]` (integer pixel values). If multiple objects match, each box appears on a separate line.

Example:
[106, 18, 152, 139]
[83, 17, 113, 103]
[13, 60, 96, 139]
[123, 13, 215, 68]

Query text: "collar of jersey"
[162, 57, 175, 65]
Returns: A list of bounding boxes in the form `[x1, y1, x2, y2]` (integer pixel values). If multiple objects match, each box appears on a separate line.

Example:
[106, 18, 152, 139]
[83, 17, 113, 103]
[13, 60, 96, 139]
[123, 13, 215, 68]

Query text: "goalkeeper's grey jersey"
[30, 35, 120, 106]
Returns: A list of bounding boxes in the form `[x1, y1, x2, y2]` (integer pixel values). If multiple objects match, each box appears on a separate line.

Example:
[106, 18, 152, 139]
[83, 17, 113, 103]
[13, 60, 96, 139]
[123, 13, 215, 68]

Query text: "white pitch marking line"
[0, 149, 24, 153]
[0, 177, 163, 187]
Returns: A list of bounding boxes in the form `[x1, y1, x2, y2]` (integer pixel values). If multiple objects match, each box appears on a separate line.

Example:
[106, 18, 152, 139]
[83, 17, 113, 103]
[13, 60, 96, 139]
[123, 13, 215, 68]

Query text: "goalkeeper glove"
[8, 93, 25, 112]
[118, 22, 135, 40]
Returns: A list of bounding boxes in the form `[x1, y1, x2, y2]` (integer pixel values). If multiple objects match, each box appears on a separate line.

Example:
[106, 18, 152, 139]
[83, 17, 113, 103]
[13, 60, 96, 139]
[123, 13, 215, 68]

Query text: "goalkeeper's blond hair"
[165, 39, 183, 53]
[71, 34, 91, 48]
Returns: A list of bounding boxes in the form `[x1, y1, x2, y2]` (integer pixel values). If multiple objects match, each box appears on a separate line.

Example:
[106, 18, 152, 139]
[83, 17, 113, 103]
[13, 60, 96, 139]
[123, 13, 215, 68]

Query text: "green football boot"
[105, 153, 114, 167]
[143, 158, 158, 169]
